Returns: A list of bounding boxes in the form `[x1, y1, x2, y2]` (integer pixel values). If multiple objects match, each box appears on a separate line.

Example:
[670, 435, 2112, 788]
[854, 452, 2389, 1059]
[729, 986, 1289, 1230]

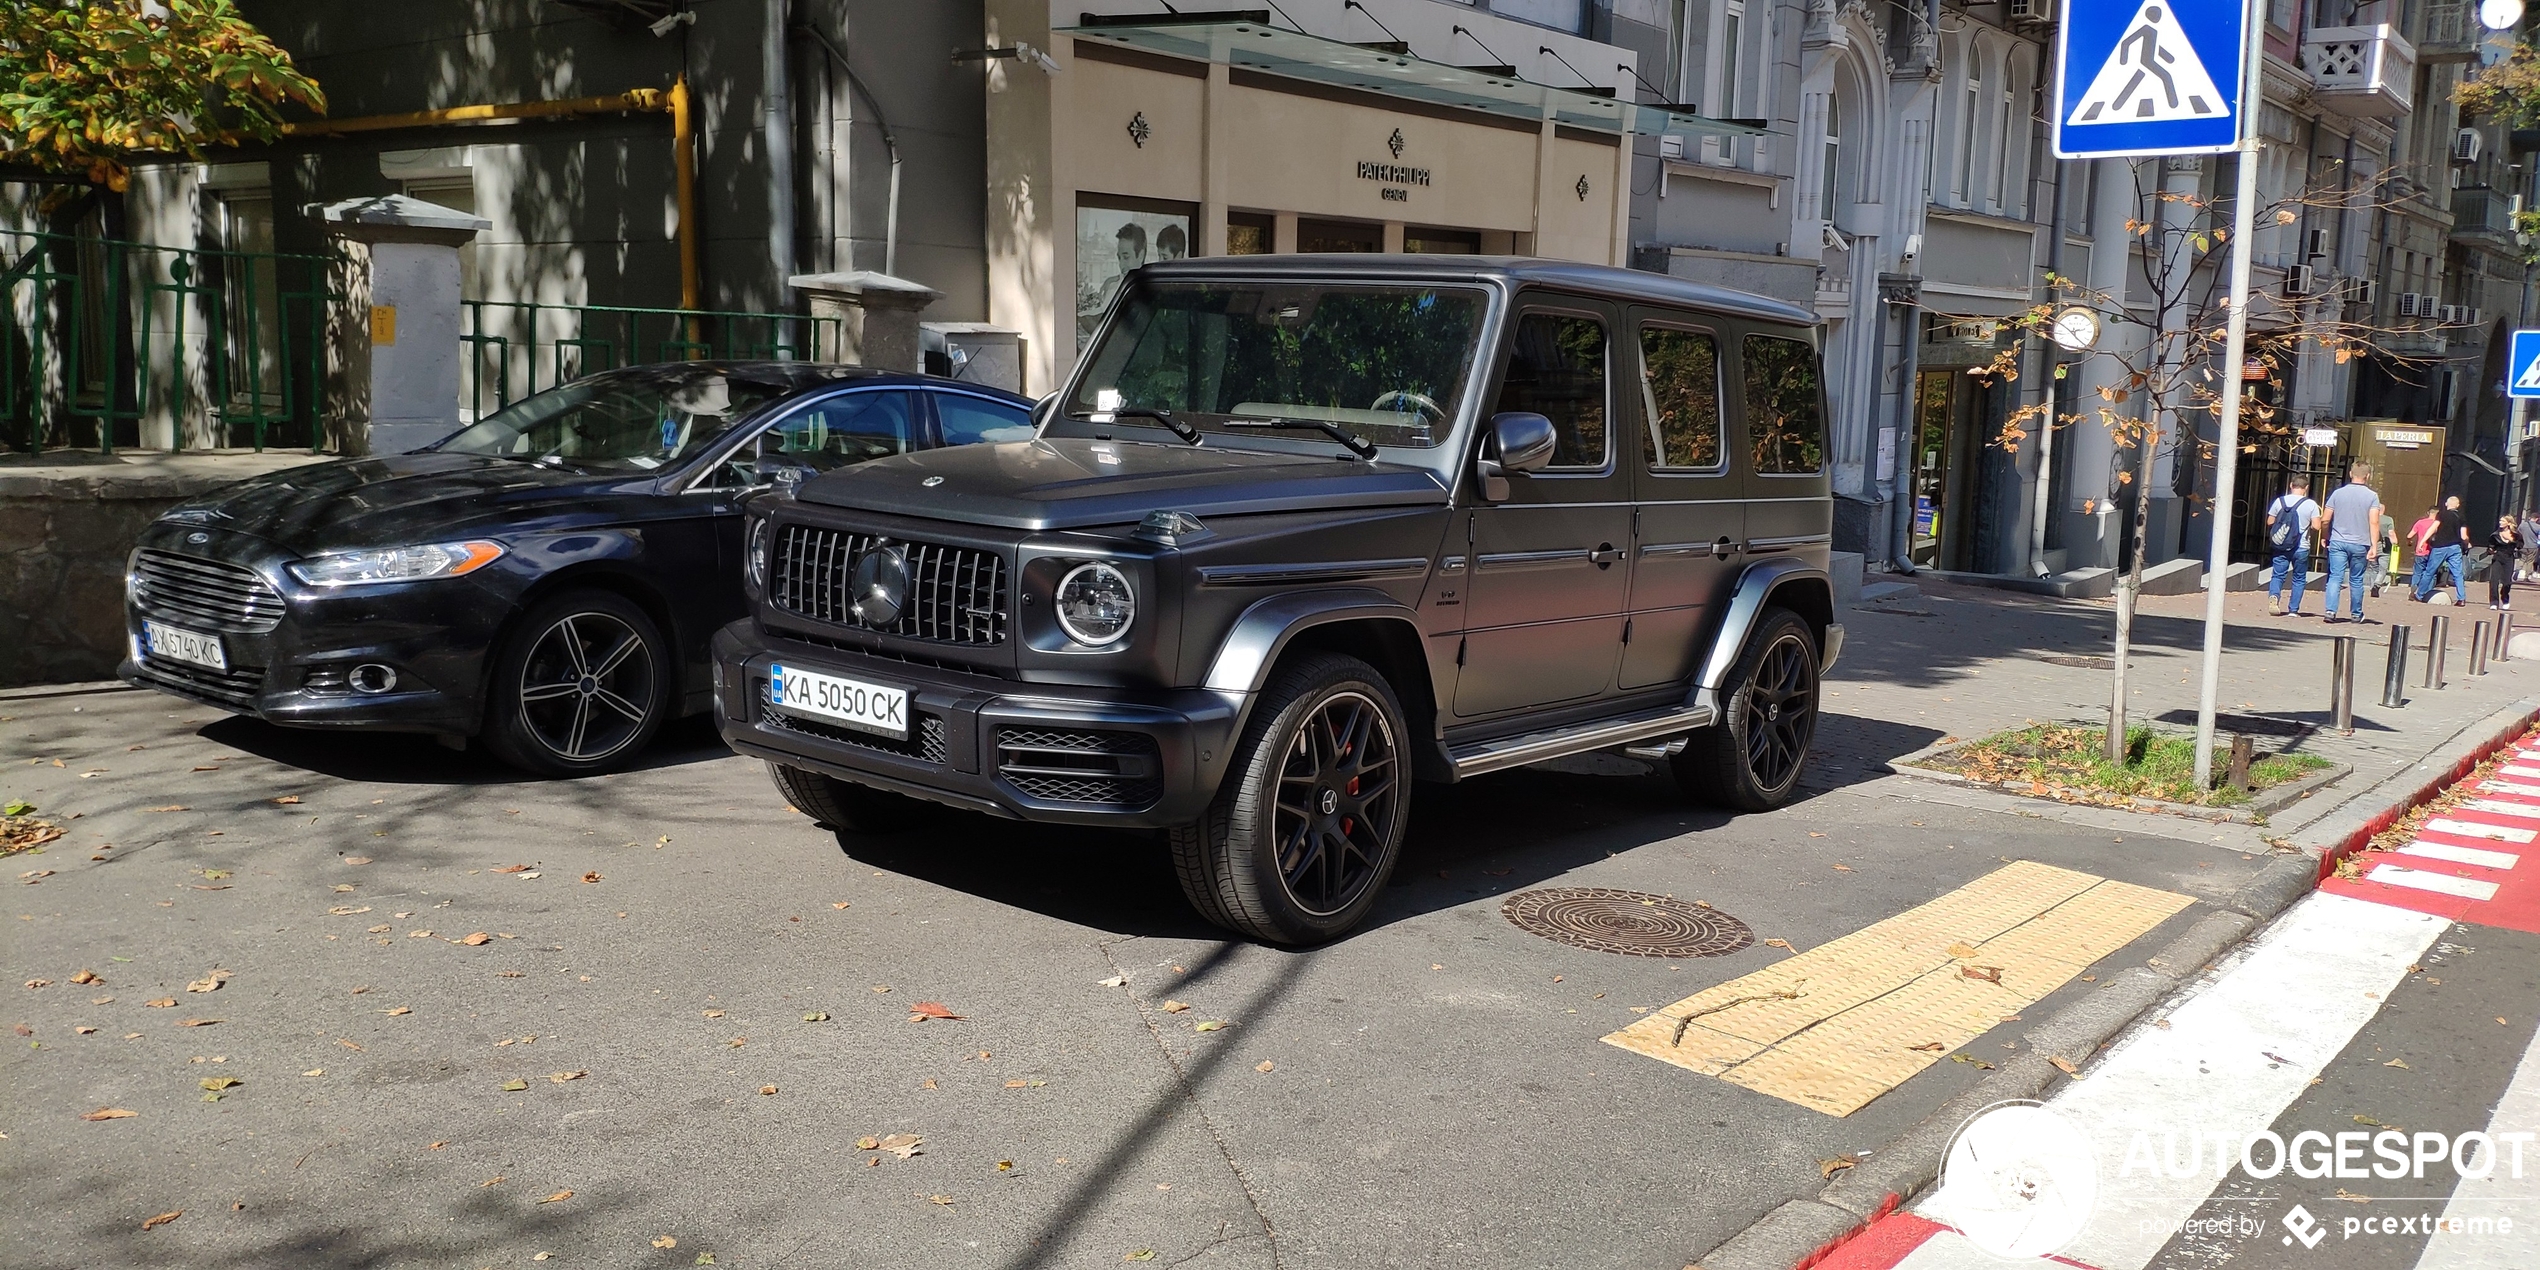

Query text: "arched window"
[1995, 75, 2016, 214]
[1958, 56, 1983, 205]
[1821, 91, 1848, 229]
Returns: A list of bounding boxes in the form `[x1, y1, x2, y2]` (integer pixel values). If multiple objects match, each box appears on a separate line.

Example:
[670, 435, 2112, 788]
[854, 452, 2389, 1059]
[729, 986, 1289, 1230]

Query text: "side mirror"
[1475, 411, 1558, 502]
[752, 455, 814, 495]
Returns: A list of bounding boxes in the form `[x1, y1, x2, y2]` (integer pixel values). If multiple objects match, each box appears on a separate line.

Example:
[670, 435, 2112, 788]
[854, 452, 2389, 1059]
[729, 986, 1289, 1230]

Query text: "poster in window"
[1077, 202, 1193, 354]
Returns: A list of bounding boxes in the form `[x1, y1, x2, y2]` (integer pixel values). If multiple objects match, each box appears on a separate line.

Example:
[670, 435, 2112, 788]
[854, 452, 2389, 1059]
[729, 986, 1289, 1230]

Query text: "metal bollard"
[2472, 621, 2490, 676]
[2427, 615, 2451, 689]
[2383, 625, 2411, 708]
[2329, 635, 2357, 733]
[2504, 610, 2518, 663]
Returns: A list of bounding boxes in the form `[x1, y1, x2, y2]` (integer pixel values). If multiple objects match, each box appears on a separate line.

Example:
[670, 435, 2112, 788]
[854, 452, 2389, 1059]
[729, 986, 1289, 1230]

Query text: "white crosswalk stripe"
[2461, 799, 2540, 821]
[2399, 841, 2523, 870]
[1892, 894, 2446, 1270]
[2366, 864, 2503, 901]
[2496, 763, 2540, 781]
[2427, 817, 2538, 844]
[2476, 780, 2540, 799]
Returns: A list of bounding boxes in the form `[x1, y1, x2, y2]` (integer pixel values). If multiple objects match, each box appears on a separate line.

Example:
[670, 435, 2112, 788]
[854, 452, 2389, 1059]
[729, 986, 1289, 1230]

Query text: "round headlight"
[1053, 562, 1135, 646]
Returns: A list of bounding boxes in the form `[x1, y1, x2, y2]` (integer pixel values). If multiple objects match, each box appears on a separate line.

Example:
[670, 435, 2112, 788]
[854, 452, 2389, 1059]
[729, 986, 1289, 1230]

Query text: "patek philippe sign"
[1358, 128, 1429, 201]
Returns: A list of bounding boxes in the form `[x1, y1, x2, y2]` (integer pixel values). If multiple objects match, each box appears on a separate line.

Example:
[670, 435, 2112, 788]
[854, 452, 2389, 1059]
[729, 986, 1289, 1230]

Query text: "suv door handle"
[1588, 543, 1624, 567]
[1710, 537, 1737, 560]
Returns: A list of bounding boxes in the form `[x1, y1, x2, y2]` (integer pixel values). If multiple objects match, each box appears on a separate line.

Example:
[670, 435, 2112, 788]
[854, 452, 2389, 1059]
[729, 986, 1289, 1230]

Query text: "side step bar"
[1447, 700, 1717, 779]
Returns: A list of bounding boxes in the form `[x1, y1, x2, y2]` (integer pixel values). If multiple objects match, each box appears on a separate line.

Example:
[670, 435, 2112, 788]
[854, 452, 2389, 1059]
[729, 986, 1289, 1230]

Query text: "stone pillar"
[788, 271, 944, 372]
[318, 195, 489, 456]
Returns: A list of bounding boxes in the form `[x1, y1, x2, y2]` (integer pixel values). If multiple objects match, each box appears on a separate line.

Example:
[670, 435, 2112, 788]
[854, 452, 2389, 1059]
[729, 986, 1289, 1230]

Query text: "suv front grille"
[132, 550, 285, 632]
[760, 683, 950, 765]
[770, 524, 1008, 646]
[996, 728, 1162, 808]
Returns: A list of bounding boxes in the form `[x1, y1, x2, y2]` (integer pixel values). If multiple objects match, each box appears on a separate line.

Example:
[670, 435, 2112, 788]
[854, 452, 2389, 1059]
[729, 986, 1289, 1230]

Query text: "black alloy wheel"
[1672, 606, 1819, 812]
[1270, 689, 1402, 917]
[483, 590, 670, 777]
[1170, 653, 1412, 944]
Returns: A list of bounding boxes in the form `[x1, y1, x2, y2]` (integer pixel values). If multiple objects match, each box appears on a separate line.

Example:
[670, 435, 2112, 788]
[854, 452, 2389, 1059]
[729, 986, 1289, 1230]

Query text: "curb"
[1685, 706, 2540, 1270]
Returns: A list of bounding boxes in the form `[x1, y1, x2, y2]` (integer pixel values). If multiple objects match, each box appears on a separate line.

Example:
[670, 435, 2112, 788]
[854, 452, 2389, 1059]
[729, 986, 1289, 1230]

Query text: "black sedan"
[120, 362, 1036, 776]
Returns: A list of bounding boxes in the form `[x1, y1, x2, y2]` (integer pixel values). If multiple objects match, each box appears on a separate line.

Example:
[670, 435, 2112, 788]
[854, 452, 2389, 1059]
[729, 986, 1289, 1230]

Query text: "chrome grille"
[770, 524, 1007, 646]
[132, 550, 285, 632]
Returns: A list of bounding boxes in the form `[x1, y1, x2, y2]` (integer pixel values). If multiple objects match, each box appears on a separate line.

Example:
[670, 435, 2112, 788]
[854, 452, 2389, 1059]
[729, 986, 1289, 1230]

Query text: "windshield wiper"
[1072, 406, 1203, 445]
[1220, 416, 1378, 460]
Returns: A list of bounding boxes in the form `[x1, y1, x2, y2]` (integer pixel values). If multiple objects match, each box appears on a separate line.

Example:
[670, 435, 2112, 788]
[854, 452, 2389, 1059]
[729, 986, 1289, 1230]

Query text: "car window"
[1493, 312, 1608, 470]
[935, 393, 1035, 446]
[1638, 325, 1723, 471]
[1744, 335, 1825, 476]
[706, 390, 913, 489]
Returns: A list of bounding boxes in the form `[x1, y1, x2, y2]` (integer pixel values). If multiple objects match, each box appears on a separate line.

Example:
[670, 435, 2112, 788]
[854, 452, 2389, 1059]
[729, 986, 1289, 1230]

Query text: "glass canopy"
[1054, 18, 1766, 142]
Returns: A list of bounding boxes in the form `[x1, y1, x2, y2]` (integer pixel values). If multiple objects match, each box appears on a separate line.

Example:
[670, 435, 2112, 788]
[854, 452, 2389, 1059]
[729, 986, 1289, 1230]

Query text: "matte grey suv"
[714, 256, 1837, 944]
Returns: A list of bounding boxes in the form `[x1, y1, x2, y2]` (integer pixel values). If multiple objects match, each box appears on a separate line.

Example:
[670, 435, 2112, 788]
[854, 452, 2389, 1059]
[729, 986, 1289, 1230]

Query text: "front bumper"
[713, 620, 1244, 829]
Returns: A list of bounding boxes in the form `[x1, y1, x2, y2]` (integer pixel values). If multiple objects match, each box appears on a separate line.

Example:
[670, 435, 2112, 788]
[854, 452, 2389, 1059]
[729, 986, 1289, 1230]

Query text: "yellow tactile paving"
[1600, 861, 2193, 1116]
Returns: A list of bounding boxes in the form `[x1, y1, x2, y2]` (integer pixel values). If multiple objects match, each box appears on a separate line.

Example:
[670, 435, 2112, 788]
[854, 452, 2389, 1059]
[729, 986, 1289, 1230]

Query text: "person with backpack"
[2319, 462, 2383, 623]
[2264, 476, 2320, 616]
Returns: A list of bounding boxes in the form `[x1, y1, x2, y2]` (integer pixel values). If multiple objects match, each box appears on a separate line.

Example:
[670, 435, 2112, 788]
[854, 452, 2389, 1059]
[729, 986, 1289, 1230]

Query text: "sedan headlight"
[1053, 561, 1135, 646]
[286, 541, 506, 587]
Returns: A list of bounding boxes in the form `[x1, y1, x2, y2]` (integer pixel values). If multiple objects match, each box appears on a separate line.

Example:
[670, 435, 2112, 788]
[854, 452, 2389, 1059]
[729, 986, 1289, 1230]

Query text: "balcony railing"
[2419, 0, 2477, 63]
[2452, 187, 2519, 241]
[2307, 25, 2416, 117]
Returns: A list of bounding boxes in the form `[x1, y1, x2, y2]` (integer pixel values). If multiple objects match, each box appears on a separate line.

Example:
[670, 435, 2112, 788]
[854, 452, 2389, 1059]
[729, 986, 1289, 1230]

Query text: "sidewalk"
[1814, 573, 2540, 847]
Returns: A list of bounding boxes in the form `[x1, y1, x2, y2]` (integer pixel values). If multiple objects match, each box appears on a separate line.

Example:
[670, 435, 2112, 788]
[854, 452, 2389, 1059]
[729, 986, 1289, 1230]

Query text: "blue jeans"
[2417, 543, 2468, 603]
[2326, 541, 2371, 617]
[2413, 548, 2436, 597]
[2268, 548, 2310, 611]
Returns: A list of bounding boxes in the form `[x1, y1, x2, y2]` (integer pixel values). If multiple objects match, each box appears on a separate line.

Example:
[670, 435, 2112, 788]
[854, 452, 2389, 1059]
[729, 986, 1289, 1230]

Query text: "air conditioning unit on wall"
[2285, 264, 2315, 296]
[2306, 228, 2333, 259]
[2455, 129, 2484, 163]
[2348, 277, 2376, 307]
[2006, 0, 2053, 24]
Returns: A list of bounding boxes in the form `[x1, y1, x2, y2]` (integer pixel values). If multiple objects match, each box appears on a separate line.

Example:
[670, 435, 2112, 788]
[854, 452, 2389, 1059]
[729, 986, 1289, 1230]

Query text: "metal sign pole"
[2192, 0, 2266, 791]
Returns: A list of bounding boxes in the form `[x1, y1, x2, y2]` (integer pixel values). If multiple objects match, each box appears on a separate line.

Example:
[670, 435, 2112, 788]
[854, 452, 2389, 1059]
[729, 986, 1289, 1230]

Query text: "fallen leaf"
[1946, 942, 1982, 959]
[81, 1107, 138, 1120]
[2333, 1188, 2372, 1204]
[703, 1010, 724, 1018]
[581, 871, 602, 883]
[500, 1079, 528, 1091]
[73, 1026, 95, 1035]
[871, 985, 891, 994]
[997, 1159, 1015, 1172]
[1831, 863, 1854, 872]
[273, 795, 301, 805]
[1005, 1079, 1029, 1088]
[23, 978, 49, 988]
[2355, 1115, 2383, 1127]
[458, 932, 491, 946]
[856, 1136, 880, 1150]
[550, 1070, 585, 1083]
[366, 925, 389, 934]
[1160, 1000, 1190, 1014]
[803, 1011, 829, 1022]
[831, 901, 851, 909]
[519, 872, 540, 880]
[174, 1018, 218, 1027]
[538, 1189, 573, 1204]
[143, 997, 172, 1008]
[1193, 1020, 1225, 1032]
[2385, 1058, 2411, 1069]
[1763, 938, 1794, 950]
[1819, 1154, 1858, 1178]
[1256, 1060, 1276, 1073]
[140, 1211, 181, 1230]
[327, 906, 371, 916]
[878, 1133, 924, 1159]
[1949, 1054, 1996, 1070]
[919, 1079, 937, 1090]
[759, 1084, 778, 1095]
[1097, 974, 1128, 988]
[337, 1039, 363, 1051]
[408, 931, 433, 939]
[150, 805, 186, 813]
[1908, 1042, 1947, 1052]
[483, 1176, 505, 1187]
[2050, 1056, 2081, 1077]
[1127, 1253, 1157, 1263]
[381, 1006, 411, 1016]
[927, 1194, 954, 1207]
[89, 995, 111, 1004]
[696, 1256, 716, 1266]
[491, 864, 531, 874]
[908, 1002, 963, 1021]
[1959, 965, 2004, 984]
[653, 1236, 678, 1249]
[343, 857, 371, 866]
[302, 1069, 323, 1077]
[199, 1077, 240, 1091]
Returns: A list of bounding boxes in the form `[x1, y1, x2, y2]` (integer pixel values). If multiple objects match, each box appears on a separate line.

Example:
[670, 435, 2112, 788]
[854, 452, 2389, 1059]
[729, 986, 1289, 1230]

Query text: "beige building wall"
[986, 0, 1635, 395]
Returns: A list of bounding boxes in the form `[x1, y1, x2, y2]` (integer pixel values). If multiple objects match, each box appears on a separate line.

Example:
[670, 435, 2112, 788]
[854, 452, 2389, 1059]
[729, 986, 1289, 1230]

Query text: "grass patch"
[1924, 723, 2333, 808]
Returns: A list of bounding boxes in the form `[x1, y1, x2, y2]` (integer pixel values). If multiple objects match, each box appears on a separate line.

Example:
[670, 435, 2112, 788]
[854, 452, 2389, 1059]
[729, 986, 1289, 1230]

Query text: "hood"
[792, 437, 1450, 531]
[158, 452, 639, 554]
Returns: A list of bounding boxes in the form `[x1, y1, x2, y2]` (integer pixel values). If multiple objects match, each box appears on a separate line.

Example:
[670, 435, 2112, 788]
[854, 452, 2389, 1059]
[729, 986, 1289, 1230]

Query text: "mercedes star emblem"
[850, 544, 909, 629]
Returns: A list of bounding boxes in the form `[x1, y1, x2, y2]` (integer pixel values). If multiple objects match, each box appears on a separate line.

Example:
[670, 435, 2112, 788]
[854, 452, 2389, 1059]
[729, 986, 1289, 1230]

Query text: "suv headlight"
[1053, 561, 1135, 646]
[745, 516, 772, 593]
[286, 541, 505, 587]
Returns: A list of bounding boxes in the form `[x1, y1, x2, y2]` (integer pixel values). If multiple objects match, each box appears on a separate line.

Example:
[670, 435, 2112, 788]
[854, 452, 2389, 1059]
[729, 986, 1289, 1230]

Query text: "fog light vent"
[349, 663, 399, 694]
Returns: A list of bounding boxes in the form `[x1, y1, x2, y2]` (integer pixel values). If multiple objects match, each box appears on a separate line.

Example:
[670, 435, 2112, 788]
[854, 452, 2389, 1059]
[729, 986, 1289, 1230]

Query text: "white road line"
[2365, 864, 2502, 902]
[2398, 842, 2522, 870]
[2496, 764, 2540, 781]
[1894, 894, 2446, 1270]
[2462, 799, 2540, 821]
[2475, 780, 2540, 800]
[2411, 1023, 2540, 1270]
[2427, 818, 2539, 844]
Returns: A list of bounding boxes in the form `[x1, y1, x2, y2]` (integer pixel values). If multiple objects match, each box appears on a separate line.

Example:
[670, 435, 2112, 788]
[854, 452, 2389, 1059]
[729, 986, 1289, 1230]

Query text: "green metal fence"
[1, 230, 337, 453]
[462, 300, 845, 419]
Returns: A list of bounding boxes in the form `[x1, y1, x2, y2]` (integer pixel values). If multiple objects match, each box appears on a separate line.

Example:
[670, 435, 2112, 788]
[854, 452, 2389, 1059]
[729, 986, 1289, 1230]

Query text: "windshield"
[434, 371, 788, 471]
[1065, 281, 1489, 449]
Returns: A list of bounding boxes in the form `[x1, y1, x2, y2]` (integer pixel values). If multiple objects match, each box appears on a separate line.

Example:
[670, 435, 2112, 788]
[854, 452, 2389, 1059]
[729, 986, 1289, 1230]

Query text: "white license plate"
[142, 620, 227, 671]
[768, 664, 908, 740]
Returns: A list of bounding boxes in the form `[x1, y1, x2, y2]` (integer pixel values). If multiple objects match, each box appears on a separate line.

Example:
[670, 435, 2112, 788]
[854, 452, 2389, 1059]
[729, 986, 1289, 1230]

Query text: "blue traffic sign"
[2054, 0, 2249, 158]
[2510, 330, 2540, 400]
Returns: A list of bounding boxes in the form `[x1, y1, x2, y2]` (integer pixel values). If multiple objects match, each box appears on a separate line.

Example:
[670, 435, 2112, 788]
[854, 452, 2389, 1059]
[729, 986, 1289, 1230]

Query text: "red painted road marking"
[2325, 766, 2540, 934]
[1812, 1213, 1945, 1270]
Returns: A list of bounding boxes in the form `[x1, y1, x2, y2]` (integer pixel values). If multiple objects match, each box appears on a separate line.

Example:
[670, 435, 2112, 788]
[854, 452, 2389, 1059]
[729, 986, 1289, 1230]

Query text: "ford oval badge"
[921, 475, 945, 488]
[186, 532, 210, 545]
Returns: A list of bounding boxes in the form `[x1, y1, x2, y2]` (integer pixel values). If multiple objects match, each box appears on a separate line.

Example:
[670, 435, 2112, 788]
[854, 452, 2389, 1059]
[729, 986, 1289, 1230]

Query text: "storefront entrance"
[1910, 367, 2007, 572]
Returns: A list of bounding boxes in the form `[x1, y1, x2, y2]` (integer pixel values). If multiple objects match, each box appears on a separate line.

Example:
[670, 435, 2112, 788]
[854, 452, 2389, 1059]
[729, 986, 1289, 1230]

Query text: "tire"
[1672, 606, 1820, 812]
[765, 761, 925, 835]
[1168, 653, 1412, 945]
[481, 589, 672, 778]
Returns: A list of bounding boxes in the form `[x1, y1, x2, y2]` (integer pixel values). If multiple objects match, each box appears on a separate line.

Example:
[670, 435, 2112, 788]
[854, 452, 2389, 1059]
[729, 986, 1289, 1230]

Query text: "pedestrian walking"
[2264, 476, 2320, 616]
[2371, 515, 2398, 598]
[2415, 494, 2472, 605]
[2410, 505, 2441, 600]
[2520, 510, 2540, 581]
[2490, 516, 2520, 611]
[2319, 461, 2383, 623]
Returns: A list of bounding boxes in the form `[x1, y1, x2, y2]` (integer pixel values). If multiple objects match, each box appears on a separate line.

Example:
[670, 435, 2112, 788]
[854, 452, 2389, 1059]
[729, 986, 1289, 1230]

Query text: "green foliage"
[2457, 41, 2540, 128]
[1934, 722, 2332, 806]
[0, 0, 323, 191]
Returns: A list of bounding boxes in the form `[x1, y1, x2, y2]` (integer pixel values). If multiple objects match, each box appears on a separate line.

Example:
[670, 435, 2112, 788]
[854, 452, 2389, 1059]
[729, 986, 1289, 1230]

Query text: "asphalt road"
[4, 685, 2278, 1269]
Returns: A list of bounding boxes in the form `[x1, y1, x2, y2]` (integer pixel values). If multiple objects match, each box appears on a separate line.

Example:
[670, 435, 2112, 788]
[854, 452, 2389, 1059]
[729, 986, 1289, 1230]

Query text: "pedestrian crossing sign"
[2054, 0, 2250, 158]
[2511, 330, 2540, 399]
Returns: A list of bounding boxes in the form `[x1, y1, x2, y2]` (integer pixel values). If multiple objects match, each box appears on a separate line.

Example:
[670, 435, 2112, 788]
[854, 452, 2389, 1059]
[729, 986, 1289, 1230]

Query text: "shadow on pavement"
[192, 714, 734, 785]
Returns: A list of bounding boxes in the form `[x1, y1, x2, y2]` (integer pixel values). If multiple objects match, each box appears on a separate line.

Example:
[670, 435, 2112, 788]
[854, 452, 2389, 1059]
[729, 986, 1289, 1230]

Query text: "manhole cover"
[1500, 888, 1754, 958]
